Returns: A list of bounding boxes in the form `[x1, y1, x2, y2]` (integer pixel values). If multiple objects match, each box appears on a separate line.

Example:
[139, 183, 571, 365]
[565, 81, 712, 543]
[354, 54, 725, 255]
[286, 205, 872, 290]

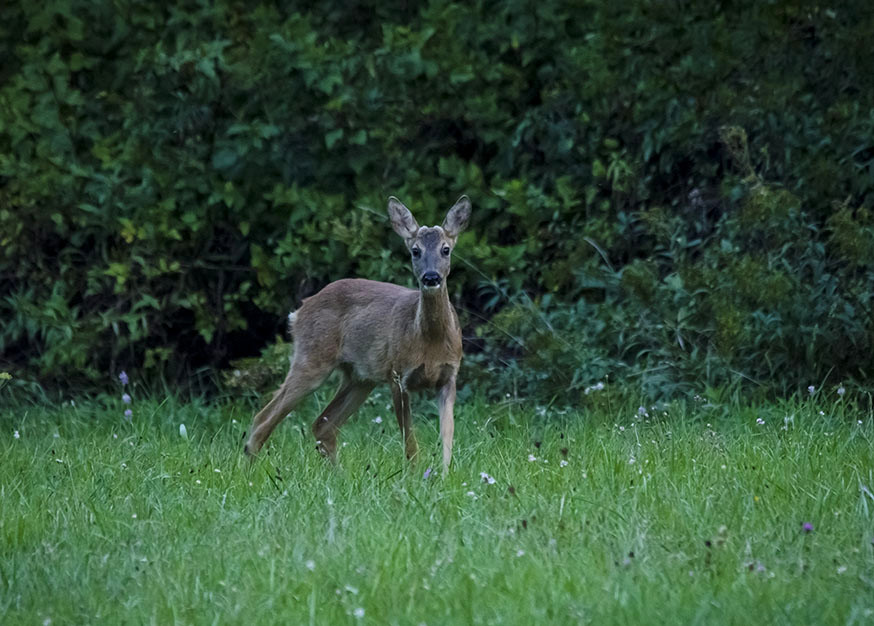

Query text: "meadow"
[2, 389, 873, 625]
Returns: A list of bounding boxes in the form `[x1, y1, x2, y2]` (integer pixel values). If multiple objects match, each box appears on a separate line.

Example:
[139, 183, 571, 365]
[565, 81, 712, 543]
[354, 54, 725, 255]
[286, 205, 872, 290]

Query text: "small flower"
[480, 472, 496, 484]
[528, 454, 537, 462]
[466, 491, 477, 499]
[837, 565, 847, 574]
[119, 371, 129, 386]
[756, 418, 765, 425]
[131, 513, 137, 519]
[195, 479, 201, 485]
[305, 560, 316, 571]
[124, 409, 132, 421]
[13, 430, 20, 439]
[516, 549, 525, 557]
[807, 385, 815, 395]
[122, 393, 131, 404]
[858, 420, 863, 426]
[802, 522, 814, 533]
[179, 424, 188, 439]
[584, 381, 605, 395]
[628, 457, 636, 464]
[372, 416, 383, 424]
[837, 386, 846, 397]
[353, 608, 365, 619]
[637, 406, 648, 417]
[423, 467, 432, 479]
[559, 460, 568, 467]
[214, 468, 221, 473]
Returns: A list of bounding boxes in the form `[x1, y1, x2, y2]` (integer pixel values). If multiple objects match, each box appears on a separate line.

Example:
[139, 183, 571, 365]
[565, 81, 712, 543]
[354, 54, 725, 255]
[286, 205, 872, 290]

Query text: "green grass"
[2, 390, 874, 625]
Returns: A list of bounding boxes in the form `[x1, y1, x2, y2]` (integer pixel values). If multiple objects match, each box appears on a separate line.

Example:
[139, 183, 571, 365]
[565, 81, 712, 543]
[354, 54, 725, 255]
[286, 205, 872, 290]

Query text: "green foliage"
[2, 2, 873, 398]
[222, 336, 291, 393]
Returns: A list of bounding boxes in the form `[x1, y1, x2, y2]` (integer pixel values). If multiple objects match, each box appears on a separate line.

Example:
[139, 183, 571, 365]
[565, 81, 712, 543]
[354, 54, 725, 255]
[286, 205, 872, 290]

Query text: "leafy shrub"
[1, 2, 873, 400]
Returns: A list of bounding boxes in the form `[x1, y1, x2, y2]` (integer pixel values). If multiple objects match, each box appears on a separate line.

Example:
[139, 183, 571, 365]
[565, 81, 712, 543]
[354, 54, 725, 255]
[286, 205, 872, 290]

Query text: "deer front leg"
[438, 375, 457, 476]
[391, 373, 418, 461]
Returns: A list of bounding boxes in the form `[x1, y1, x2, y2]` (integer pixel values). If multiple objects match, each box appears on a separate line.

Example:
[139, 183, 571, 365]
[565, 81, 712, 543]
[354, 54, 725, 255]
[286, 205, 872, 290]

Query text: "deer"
[243, 195, 472, 475]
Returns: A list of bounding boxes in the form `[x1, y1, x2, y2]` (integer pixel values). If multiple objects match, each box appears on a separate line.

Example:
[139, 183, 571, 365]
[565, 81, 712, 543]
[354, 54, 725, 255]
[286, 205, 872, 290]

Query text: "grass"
[2, 388, 874, 625]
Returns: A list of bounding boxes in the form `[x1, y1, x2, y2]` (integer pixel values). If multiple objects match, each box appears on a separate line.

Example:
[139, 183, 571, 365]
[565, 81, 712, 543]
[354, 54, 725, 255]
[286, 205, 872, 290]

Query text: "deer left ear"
[388, 196, 420, 241]
[442, 195, 471, 239]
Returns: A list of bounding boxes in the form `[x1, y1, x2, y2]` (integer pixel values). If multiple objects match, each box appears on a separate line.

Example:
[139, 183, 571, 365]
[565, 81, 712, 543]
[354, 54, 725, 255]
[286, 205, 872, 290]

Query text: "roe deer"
[244, 195, 471, 474]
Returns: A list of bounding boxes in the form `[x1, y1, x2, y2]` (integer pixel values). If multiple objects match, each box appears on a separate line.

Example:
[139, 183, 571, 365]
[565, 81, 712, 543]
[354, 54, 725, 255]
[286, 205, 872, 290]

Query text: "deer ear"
[442, 195, 471, 239]
[388, 197, 419, 241]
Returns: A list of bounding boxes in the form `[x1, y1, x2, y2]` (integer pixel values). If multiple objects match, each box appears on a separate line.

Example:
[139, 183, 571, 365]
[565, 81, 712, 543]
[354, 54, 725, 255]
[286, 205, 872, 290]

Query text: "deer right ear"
[442, 195, 471, 239]
[388, 197, 419, 241]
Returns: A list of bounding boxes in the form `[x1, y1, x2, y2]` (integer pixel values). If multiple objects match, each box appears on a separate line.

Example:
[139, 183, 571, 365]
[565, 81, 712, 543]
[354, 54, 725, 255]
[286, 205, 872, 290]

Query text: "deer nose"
[421, 271, 441, 288]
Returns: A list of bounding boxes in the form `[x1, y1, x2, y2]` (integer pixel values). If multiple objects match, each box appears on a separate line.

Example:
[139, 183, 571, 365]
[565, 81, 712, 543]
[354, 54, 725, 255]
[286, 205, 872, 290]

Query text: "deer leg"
[391, 378, 418, 461]
[244, 364, 331, 457]
[438, 376, 457, 476]
[311, 380, 374, 462]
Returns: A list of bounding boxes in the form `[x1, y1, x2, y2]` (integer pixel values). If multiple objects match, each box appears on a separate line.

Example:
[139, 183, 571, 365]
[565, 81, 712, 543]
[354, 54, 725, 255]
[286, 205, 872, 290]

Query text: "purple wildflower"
[124, 409, 132, 421]
[122, 393, 131, 404]
[119, 371, 129, 386]
[837, 386, 846, 397]
[802, 522, 814, 533]
[423, 467, 432, 479]
[807, 385, 815, 396]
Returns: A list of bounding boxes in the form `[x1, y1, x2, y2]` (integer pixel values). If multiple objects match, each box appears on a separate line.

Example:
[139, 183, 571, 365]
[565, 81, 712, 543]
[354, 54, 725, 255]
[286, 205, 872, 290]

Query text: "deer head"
[388, 195, 471, 292]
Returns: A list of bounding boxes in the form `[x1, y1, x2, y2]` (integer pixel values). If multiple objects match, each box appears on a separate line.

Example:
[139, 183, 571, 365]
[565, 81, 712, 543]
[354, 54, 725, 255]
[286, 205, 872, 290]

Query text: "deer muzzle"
[421, 271, 442, 288]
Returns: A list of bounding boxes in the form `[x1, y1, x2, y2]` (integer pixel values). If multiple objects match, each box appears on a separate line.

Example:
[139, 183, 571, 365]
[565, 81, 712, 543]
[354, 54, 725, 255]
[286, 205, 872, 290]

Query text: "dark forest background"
[2, 1, 873, 402]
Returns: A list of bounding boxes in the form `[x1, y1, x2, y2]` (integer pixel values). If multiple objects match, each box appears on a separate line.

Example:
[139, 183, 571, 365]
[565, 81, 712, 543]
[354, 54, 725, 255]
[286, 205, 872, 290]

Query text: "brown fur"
[244, 196, 471, 474]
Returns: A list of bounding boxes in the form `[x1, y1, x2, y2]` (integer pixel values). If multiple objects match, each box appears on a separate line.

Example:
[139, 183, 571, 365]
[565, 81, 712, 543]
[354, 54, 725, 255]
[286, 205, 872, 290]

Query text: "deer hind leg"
[244, 360, 333, 457]
[391, 376, 419, 461]
[311, 378, 374, 462]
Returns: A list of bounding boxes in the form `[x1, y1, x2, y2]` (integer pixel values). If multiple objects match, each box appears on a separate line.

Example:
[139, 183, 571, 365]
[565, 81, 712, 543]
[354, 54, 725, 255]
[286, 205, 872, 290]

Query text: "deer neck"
[416, 285, 453, 340]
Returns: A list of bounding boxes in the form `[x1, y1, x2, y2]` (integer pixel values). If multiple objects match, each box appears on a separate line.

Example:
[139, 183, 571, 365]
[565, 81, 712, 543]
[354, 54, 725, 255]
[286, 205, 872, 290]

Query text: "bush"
[2, 2, 873, 399]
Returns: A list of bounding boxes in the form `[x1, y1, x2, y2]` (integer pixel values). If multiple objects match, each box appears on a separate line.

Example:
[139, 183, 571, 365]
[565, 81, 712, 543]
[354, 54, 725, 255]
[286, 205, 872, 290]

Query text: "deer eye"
[411, 247, 421, 258]
[441, 245, 451, 257]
